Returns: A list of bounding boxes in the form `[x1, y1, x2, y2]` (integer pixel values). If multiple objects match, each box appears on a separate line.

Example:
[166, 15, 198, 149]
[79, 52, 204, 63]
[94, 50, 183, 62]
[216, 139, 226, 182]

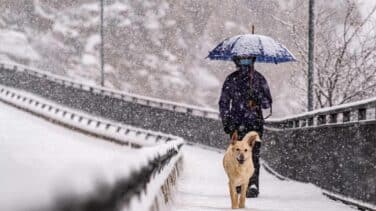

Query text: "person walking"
[219, 56, 272, 198]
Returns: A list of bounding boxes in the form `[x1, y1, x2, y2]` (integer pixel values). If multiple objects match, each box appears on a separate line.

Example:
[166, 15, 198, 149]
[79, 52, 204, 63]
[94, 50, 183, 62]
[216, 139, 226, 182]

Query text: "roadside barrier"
[0, 84, 184, 211]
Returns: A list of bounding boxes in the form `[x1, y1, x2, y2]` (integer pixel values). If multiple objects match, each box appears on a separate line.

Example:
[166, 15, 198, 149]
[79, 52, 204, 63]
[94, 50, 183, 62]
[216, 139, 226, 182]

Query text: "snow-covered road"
[172, 144, 355, 211]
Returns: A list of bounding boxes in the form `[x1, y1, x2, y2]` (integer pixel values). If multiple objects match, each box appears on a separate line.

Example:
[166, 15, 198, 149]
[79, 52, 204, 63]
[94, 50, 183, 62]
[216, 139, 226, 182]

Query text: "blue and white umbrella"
[207, 34, 296, 64]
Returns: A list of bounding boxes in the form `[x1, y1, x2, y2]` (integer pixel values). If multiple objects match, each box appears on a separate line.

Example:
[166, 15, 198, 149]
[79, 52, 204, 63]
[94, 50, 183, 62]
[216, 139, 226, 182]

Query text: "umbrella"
[207, 34, 296, 64]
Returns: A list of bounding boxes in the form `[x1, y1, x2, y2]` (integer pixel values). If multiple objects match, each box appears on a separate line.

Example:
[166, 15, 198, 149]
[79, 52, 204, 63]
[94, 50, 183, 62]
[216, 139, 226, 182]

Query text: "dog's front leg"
[239, 183, 248, 208]
[229, 182, 239, 209]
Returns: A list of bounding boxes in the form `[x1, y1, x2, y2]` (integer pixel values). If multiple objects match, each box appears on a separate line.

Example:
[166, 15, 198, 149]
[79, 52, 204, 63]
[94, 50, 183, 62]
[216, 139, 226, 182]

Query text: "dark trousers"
[249, 141, 261, 189]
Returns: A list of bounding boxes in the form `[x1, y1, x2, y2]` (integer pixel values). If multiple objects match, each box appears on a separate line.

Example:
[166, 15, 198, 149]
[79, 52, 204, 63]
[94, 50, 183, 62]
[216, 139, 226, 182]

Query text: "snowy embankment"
[0, 84, 184, 211]
[171, 144, 357, 211]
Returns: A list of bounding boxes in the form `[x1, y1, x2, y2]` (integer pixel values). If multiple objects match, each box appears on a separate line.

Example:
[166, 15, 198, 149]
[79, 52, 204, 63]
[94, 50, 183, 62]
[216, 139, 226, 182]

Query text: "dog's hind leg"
[229, 182, 239, 209]
[239, 183, 248, 208]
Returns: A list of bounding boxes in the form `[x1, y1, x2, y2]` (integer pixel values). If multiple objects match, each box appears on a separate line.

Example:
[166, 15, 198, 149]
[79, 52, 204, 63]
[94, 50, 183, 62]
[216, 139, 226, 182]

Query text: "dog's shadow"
[187, 204, 268, 211]
[177, 191, 269, 211]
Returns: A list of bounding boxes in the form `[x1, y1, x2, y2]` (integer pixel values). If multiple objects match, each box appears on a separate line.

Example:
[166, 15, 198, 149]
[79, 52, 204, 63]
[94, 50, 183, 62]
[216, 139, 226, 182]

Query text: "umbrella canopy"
[207, 34, 296, 64]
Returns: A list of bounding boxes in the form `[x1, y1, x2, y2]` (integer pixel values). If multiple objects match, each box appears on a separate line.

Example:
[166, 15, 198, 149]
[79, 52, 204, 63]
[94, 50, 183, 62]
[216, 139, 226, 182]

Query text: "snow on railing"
[44, 140, 183, 211]
[0, 84, 184, 211]
[266, 97, 376, 129]
[0, 62, 220, 120]
[2, 62, 375, 130]
[0, 84, 183, 147]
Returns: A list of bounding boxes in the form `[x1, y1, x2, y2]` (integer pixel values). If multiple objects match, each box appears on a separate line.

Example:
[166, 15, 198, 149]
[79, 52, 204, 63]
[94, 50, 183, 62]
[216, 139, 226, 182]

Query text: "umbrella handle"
[264, 106, 272, 120]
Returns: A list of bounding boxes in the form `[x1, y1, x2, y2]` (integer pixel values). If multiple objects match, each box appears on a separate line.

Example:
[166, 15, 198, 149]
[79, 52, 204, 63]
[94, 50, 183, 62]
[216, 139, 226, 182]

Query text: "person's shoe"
[236, 186, 241, 194]
[246, 184, 259, 198]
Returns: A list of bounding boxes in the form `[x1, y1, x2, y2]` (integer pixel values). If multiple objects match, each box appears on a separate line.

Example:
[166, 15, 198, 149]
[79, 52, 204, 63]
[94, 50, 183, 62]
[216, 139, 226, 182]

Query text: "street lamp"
[100, 0, 104, 87]
[307, 0, 315, 111]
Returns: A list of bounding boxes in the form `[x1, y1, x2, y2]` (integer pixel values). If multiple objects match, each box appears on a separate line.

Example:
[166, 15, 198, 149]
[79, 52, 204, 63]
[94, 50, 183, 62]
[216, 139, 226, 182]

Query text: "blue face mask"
[239, 58, 254, 66]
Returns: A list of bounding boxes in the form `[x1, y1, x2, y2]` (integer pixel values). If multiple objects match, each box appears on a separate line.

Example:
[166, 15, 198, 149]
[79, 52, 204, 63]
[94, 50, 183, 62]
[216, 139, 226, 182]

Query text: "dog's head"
[230, 131, 260, 165]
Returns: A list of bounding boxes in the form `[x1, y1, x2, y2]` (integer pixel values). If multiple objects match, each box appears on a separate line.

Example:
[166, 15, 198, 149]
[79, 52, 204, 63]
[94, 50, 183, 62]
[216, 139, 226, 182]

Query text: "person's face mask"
[238, 58, 254, 66]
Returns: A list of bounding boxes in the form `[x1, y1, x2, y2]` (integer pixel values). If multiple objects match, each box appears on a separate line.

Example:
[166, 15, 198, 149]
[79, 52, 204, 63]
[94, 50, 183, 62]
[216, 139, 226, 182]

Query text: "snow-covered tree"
[275, 0, 376, 108]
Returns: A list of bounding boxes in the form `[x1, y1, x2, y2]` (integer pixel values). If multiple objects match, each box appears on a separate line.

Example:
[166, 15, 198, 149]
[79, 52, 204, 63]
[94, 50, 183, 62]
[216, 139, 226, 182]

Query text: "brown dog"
[223, 131, 260, 209]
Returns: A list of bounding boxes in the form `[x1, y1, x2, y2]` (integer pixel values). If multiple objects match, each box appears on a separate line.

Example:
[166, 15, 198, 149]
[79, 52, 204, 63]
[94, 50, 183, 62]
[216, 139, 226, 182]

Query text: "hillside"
[0, 0, 309, 116]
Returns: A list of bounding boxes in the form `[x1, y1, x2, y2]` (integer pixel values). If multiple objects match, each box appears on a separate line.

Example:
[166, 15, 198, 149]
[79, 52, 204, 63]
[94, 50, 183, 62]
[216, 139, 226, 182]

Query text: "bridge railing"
[0, 62, 220, 120]
[0, 62, 228, 148]
[7, 62, 375, 130]
[1, 62, 375, 208]
[0, 82, 184, 211]
[263, 98, 376, 208]
[266, 98, 376, 129]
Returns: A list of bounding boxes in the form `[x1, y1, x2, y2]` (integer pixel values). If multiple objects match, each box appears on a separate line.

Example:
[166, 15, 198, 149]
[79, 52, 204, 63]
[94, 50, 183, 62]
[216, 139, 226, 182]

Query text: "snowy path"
[0, 101, 164, 211]
[172, 144, 355, 211]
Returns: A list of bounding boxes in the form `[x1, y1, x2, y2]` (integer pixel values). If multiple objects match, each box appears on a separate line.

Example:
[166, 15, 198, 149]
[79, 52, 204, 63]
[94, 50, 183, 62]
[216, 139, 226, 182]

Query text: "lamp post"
[307, 0, 315, 111]
[100, 0, 104, 87]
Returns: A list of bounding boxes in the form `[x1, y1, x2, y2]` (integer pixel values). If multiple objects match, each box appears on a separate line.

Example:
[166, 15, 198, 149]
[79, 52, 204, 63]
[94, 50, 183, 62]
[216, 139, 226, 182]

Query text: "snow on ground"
[0, 101, 167, 211]
[171, 144, 356, 211]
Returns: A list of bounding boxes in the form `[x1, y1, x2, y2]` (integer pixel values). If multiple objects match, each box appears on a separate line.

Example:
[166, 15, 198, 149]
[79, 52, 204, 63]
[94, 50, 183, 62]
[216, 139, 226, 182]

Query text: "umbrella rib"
[230, 36, 242, 59]
[258, 37, 265, 60]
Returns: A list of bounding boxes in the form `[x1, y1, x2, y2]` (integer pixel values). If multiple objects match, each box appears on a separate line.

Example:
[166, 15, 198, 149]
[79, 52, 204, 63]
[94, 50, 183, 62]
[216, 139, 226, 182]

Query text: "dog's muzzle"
[237, 154, 245, 164]
[237, 159, 245, 164]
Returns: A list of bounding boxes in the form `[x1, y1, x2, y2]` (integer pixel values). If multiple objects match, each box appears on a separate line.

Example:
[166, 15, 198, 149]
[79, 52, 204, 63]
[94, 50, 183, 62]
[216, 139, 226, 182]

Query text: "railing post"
[317, 114, 326, 125]
[343, 111, 350, 122]
[308, 117, 314, 126]
[294, 120, 300, 128]
[358, 108, 366, 121]
[288, 121, 294, 128]
[329, 113, 337, 123]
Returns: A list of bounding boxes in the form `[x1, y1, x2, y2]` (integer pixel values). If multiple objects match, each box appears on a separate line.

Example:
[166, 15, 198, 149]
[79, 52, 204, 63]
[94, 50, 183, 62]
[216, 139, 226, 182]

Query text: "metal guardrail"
[2, 62, 375, 131]
[45, 147, 183, 211]
[0, 85, 180, 148]
[0, 63, 220, 120]
[0, 62, 227, 148]
[0, 83, 184, 211]
[266, 98, 376, 129]
[262, 104, 376, 207]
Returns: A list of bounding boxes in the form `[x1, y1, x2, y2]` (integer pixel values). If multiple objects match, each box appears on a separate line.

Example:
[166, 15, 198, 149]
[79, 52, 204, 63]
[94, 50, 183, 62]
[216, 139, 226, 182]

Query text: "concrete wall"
[263, 123, 376, 204]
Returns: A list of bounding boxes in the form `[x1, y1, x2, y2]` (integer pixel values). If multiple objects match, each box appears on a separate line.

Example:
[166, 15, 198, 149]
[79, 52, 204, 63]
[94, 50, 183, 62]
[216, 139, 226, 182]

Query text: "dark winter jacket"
[219, 69, 272, 135]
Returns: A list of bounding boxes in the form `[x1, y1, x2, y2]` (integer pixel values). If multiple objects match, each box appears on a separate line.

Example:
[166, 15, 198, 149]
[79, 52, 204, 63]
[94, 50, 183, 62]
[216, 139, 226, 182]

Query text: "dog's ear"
[231, 131, 238, 145]
[247, 132, 260, 147]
